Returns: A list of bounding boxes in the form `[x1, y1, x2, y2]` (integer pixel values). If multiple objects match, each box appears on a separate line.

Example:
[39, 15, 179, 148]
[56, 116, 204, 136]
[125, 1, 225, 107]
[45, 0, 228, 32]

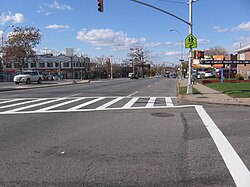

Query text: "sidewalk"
[178, 79, 250, 106]
[0, 79, 90, 92]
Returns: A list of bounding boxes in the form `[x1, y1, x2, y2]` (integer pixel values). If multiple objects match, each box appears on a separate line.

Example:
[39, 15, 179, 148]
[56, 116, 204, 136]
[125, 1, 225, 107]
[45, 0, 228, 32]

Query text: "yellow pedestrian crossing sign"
[185, 34, 197, 48]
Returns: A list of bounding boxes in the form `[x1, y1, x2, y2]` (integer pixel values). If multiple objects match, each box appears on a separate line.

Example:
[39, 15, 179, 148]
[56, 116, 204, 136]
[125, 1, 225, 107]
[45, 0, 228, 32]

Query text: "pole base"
[187, 84, 193, 94]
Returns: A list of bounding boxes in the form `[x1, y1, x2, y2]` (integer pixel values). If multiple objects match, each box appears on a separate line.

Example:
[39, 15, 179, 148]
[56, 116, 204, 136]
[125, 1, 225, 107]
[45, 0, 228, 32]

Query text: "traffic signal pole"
[187, 0, 193, 94]
[131, 0, 196, 94]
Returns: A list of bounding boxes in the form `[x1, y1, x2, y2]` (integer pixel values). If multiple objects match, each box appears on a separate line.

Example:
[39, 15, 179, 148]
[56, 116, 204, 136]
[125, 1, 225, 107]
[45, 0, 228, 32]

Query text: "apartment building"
[237, 44, 250, 80]
[1, 54, 91, 80]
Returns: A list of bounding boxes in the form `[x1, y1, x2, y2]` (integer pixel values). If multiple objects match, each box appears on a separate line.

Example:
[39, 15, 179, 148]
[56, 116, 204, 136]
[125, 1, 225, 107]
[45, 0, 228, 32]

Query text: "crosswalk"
[0, 96, 176, 114]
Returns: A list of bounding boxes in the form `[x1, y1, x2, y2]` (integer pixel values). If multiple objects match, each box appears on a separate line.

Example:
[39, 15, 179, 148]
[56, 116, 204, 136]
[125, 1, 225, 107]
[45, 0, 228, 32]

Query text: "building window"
[55, 62, 60, 67]
[6, 63, 12, 68]
[31, 62, 37, 68]
[239, 53, 245, 60]
[39, 63, 45, 68]
[47, 62, 53, 68]
[63, 62, 69, 67]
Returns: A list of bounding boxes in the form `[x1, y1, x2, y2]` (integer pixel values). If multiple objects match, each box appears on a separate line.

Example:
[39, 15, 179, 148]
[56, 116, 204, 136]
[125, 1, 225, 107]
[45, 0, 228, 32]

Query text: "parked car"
[204, 71, 215, 78]
[13, 70, 43, 84]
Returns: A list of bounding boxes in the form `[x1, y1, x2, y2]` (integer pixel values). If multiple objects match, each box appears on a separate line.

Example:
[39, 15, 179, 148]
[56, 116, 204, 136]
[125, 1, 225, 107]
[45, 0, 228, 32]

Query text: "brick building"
[237, 44, 250, 80]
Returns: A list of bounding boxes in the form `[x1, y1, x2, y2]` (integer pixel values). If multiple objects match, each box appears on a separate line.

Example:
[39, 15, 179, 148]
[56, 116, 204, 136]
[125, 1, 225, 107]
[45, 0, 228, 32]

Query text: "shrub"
[235, 74, 244, 80]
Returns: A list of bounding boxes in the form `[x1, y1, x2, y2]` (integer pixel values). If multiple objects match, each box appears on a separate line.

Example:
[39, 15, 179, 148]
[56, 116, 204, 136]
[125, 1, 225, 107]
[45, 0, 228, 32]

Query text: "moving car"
[128, 73, 138, 79]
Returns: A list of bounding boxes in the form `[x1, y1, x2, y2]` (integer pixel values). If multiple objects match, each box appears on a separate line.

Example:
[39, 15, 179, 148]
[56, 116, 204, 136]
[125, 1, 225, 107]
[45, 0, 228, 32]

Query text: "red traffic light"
[97, 0, 104, 12]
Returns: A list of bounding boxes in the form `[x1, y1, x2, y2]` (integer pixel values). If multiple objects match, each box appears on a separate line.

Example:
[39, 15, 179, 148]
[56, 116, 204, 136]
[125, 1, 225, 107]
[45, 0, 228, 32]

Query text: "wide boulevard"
[0, 78, 249, 187]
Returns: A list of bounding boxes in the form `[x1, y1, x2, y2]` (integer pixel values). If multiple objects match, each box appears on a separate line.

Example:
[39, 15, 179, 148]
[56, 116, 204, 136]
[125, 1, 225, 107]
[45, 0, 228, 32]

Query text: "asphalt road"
[0, 78, 249, 186]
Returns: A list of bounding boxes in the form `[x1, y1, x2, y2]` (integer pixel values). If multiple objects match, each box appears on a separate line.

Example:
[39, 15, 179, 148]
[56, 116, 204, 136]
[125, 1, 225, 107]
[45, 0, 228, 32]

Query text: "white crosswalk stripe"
[0, 96, 176, 114]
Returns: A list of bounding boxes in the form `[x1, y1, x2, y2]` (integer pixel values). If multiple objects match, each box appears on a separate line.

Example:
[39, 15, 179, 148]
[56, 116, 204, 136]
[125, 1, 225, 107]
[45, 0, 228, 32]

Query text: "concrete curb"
[0, 80, 91, 92]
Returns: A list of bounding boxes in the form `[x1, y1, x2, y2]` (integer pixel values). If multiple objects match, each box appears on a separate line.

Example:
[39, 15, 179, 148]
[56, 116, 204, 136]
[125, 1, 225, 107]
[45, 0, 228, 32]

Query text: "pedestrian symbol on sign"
[185, 34, 197, 49]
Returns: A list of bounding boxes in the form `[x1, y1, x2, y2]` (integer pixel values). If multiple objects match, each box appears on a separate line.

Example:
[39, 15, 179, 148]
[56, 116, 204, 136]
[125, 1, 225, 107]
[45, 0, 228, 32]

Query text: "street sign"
[201, 60, 250, 64]
[185, 34, 197, 48]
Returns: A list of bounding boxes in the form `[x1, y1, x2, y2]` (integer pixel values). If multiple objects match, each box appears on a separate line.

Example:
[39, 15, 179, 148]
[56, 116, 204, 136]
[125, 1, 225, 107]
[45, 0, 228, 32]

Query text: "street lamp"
[1, 25, 14, 70]
[170, 29, 184, 79]
[170, 29, 183, 62]
[1, 25, 14, 49]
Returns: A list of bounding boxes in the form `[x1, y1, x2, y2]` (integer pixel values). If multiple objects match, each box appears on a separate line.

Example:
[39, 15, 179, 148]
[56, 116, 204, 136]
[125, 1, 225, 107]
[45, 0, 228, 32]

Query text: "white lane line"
[122, 97, 139, 108]
[0, 98, 48, 109]
[165, 97, 174, 106]
[97, 97, 124, 109]
[68, 93, 81, 97]
[195, 105, 250, 187]
[112, 85, 120, 87]
[4, 98, 66, 112]
[146, 97, 156, 108]
[37, 97, 86, 111]
[67, 97, 106, 111]
[148, 85, 152, 88]
[127, 91, 138, 97]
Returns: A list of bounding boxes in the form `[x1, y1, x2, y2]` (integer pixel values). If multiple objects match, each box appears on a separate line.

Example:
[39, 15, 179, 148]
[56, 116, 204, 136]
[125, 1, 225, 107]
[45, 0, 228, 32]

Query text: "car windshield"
[23, 72, 32, 75]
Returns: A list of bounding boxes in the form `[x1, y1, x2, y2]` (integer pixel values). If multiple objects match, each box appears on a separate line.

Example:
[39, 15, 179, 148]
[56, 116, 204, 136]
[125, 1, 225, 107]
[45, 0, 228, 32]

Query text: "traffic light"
[197, 51, 204, 59]
[97, 0, 104, 12]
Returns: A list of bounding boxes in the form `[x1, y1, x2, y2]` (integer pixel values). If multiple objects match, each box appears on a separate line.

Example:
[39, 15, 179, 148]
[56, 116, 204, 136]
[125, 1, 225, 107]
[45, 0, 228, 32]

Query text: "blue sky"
[0, 0, 249, 65]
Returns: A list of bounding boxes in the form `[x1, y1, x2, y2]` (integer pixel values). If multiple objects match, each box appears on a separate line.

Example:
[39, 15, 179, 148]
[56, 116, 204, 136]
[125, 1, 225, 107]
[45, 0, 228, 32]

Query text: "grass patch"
[179, 86, 200, 95]
[206, 82, 250, 98]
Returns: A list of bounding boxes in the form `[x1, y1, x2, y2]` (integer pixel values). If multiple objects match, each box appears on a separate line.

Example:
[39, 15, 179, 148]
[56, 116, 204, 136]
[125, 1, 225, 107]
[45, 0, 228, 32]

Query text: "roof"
[237, 44, 250, 53]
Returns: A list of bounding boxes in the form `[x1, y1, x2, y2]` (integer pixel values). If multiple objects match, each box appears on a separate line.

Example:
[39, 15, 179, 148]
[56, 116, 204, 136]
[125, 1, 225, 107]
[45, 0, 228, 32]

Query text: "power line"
[156, 0, 187, 5]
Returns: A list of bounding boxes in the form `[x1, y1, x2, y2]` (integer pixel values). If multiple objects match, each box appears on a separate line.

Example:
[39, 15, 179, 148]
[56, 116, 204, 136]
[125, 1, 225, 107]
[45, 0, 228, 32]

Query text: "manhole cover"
[151, 112, 174, 118]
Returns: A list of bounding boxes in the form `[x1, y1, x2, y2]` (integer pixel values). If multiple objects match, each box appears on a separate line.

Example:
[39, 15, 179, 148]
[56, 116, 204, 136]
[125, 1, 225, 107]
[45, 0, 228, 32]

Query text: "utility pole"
[110, 56, 113, 79]
[187, 0, 193, 94]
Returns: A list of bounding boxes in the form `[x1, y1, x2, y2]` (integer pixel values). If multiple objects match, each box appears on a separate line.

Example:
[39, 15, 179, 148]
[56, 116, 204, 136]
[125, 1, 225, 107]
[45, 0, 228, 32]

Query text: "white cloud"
[233, 21, 250, 32]
[164, 51, 180, 56]
[12, 13, 25, 23]
[145, 41, 174, 47]
[213, 26, 229, 33]
[198, 39, 210, 45]
[0, 12, 25, 25]
[45, 24, 70, 30]
[49, 1, 73, 11]
[229, 36, 250, 53]
[38, 1, 73, 16]
[76, 28, 146, 51]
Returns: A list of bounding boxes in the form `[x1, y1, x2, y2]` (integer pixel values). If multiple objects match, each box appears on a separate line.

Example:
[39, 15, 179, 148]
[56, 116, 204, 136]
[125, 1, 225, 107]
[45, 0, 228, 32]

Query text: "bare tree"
[3, 26, 41, 73]
[205, 46, 228, 56]
[128, 45, 151, 78]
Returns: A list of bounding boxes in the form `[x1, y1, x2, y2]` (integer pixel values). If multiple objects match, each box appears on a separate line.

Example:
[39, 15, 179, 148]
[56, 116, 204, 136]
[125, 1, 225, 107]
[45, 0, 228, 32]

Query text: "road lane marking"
[195, 105, 250, 187]
[112, 85, 121, 88]
[67, 97, 106, 111]
[148, 85, 152, 88]
[0, 99, 24, 105]
[0, 98, 47, 109]
[165, 97, 174, 106]
[96, 97, 124, 109]
[37, 97, 86, 111]
[4, 98, 66, 112]
[122, 97, 139, 109]
[145, 97, 156, 108]
[127, 91, 138, 97]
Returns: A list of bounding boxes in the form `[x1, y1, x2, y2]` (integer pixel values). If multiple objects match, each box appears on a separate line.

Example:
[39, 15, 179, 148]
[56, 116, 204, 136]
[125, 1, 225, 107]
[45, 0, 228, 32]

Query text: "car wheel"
[38, 78, 42, 84]
[15, 82, 19, 84]
[26, 78, 31, 84]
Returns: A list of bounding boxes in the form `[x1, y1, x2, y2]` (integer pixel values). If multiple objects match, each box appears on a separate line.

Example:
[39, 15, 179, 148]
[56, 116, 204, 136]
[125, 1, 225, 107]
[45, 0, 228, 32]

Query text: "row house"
[237, 44, 250, 80]
[2, 54, 91, 80]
